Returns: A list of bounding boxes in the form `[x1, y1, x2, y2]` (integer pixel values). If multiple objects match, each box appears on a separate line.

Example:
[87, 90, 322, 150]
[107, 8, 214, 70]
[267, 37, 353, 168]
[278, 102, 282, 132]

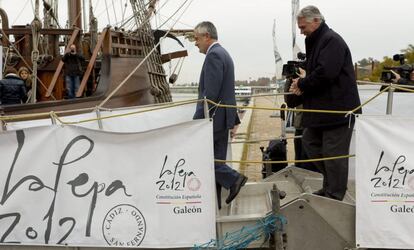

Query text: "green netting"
[193, 213, 286, 250]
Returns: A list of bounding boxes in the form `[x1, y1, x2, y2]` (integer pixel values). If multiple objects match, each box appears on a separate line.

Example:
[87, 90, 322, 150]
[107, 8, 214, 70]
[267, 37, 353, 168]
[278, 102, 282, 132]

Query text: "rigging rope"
[98, 0, 194, 107]
[111, 0, 118, 24]
[118, 0, 169, 32]
[120, 0, 128, 25]
[158, 12, 194, 28]
[103, 0, 112, 24]
[0, 29, 56, 100]
[215, 154, 355, 165]
[12, 0, 31, 25]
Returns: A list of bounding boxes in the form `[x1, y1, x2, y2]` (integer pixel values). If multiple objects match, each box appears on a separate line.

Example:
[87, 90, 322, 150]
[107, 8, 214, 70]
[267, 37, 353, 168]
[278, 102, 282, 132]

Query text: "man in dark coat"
[62, 44, 84, 99]
[288, 6, 361, 201]
[0, 67, 27, 105]
[193, 21, 247, 208]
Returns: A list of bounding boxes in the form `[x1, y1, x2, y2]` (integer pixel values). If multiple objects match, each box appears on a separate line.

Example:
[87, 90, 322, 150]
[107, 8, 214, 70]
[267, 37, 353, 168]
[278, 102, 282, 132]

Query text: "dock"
[232, 94, 295, 181]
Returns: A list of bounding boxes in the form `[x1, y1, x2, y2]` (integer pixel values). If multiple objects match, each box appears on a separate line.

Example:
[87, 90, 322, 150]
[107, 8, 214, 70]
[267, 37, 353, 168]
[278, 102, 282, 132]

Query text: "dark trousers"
[65, 75, 80, 99]
[294, 129, 319, 172]
[214, 129, 239, 189]
[302, 123, 354, 200]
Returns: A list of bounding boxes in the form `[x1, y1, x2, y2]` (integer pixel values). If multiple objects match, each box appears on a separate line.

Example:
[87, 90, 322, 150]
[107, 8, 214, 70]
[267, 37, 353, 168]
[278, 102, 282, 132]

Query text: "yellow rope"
[392, 85, 414, 93]
[0, 107, 95, 121]
[230, 136, 300, 144]
[0, 98, 200, 122]
[235, 92, 293, 99]
[207, 85, 393, 116]
[53, 99, 200, 125]
[0, 81, 407, 124]
[215, 154, 355, 165]
[350, 85, 391, 113]
[358, 80, 414, 90]
[206, 99, 349, 114]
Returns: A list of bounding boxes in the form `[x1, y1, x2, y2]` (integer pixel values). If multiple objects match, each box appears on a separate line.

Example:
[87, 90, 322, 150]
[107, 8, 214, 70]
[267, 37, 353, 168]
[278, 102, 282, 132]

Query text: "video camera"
[381, 54, 413, 83]
[282, 52, 306, 78]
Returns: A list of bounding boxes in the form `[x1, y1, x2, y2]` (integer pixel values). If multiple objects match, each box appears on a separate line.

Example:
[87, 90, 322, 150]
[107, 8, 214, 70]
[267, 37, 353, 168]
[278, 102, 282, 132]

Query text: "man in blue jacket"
[193, 21, 247, 208]
[289, 6, 361, 201]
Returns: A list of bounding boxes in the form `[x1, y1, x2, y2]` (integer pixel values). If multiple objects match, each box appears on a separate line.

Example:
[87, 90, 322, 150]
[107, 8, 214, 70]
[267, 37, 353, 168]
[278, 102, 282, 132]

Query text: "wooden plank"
[161, 50, 188, 64]
[45, 28, 80, 97]
[76, 28, 109, 97]
[3, 28, 75, 35]
[148, 71, 167, 77]
[111, 43, 143, 50]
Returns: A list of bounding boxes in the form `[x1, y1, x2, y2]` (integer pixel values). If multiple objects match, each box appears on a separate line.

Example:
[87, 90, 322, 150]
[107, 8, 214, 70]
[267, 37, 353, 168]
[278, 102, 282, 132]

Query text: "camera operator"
[284, 69, 319, 173]
[391, 69, 414, 86]
[288, 6, 361, 201]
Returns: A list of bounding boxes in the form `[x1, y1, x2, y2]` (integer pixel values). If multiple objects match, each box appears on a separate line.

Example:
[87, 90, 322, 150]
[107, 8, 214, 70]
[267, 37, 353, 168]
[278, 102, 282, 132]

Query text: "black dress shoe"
[312, 189, 325, 196]
[226, 175, 248, 204]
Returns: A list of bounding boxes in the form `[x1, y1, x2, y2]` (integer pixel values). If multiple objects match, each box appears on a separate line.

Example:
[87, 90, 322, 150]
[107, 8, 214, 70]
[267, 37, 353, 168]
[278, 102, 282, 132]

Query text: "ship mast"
[89, 0, 97, 49]
[82, 0, 87, 31]
[129, 0, 172, 103]
[43, 0, 59, 28]
[67, 0, 82, 51]
[67, 0, 82, 29]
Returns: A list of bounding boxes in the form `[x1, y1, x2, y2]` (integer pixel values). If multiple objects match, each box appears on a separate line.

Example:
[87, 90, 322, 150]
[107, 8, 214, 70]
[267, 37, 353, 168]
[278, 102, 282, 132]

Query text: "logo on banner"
[155, 155, 203, 214]
[187, 177, 201, 191]
[370, 150, 414, 213]
[102, 204, 146, 246]
[371, 151, 414, 189]
[155, 155, 197, 191]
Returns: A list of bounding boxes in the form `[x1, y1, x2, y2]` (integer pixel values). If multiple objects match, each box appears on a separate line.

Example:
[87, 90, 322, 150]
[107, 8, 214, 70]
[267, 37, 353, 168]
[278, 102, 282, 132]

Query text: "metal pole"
[386, 86, 394, 115]
[280, 103, 287, 138]
[203, 96, 210, 119]
[0, 115, 5, 132]
[265, 159, 272, 178]
[0, 121, 5, 131]
[270, 88, 280, 118]
[271, 184, 283, 250]
[50, 113, 57, 125]
[95, 107, 103, 130]
[0, 106, 5, 131]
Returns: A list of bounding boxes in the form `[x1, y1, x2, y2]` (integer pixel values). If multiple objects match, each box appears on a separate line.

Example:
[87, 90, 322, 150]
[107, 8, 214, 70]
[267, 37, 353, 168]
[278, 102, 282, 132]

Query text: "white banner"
[356, 116, 414, 249]
[0, 120, 215, 247]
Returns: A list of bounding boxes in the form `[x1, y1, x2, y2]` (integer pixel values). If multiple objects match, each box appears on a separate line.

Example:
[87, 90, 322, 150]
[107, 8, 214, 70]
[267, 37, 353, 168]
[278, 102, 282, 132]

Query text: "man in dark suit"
[193, 21, 248, 208]
[289, 6, 361, 201]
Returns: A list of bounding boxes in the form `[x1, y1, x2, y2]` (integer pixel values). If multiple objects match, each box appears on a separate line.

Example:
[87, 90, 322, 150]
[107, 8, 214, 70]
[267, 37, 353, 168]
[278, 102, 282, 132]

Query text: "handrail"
[45, 28, 80, 97]
[76, 28, 109, 97]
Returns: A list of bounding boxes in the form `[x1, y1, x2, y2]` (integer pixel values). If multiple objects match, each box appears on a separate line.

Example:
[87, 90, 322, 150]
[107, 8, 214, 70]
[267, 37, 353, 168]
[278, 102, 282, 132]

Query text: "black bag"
[261, 139, 287, 178]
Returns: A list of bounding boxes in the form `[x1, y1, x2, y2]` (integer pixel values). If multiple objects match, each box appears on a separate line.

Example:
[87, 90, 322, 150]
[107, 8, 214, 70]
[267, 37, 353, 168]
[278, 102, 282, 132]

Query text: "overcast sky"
[1, 0, 413, 84]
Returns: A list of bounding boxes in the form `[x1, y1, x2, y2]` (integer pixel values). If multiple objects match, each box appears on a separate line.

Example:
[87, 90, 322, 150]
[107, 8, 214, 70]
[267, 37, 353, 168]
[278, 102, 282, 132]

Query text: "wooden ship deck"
[0, 0, 188, 117]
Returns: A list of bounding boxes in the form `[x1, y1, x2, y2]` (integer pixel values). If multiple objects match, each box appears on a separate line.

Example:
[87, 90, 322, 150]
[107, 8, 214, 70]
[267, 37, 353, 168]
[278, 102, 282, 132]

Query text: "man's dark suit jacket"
[193, 43, 239, 133]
